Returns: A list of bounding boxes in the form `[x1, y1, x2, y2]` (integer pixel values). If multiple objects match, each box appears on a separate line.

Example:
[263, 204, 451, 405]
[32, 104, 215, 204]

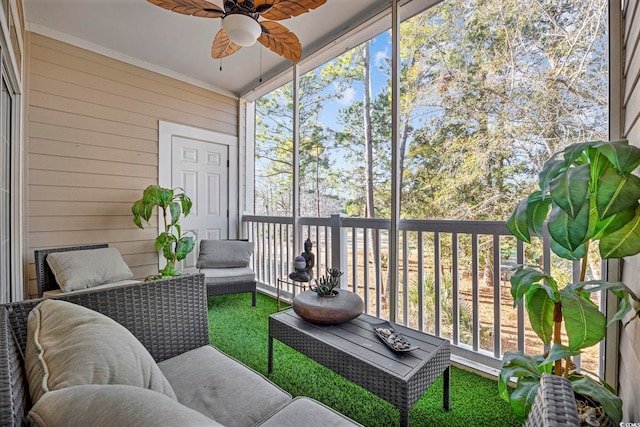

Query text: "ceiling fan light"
[223, 14, 261, 47]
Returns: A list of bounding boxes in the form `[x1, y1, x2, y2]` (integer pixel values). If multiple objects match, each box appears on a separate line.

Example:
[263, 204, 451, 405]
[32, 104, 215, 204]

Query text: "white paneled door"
[171, 137, 229, 272]
[159, 122, 238, 275]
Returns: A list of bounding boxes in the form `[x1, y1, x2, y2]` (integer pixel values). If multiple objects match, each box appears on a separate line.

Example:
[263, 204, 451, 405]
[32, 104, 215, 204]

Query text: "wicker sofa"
[0, 274, 360, 426]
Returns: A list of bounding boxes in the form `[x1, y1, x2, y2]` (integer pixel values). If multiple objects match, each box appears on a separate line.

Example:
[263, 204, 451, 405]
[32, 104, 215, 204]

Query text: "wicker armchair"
[34, 243, 109, 297]
[197, 239, 257, 306]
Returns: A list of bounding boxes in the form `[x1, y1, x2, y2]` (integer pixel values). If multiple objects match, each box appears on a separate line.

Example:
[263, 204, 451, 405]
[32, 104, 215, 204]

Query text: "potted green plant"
[293, 267, 364, 325]
[499, 140, 640, 424]
[132, 185, 196, 279]
[310, 267, 343, 296]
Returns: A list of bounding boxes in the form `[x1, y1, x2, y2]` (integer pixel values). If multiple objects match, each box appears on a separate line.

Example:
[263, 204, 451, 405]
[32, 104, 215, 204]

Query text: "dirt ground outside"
[343, 251, 601, 375]
[270, 227, 601, 374]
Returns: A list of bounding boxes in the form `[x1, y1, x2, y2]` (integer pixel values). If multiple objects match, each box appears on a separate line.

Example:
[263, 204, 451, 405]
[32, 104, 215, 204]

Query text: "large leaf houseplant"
[499, 140, 640, 424]
[132, 185, 196, 279]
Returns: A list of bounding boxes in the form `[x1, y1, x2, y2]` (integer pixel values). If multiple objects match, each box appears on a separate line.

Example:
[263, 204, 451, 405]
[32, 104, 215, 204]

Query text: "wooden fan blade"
[254, 0, 327, 21]
[211, 29, 243, 58]
[147, 0, 224, 18]
[258, 21, 301, 62]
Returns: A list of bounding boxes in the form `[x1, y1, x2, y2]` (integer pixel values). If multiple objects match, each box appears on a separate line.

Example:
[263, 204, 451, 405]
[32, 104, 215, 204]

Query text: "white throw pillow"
[25, 299, 176, 405]
[46, 247, 133, 292]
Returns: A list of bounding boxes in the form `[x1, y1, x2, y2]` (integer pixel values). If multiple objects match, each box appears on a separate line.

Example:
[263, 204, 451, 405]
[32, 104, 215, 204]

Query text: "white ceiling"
[23, 0, 391, 98]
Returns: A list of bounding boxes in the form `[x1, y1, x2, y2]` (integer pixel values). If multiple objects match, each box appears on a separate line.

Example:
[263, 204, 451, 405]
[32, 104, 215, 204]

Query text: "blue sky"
[255, 29, 395, 184]
[316, 30, 392, 133]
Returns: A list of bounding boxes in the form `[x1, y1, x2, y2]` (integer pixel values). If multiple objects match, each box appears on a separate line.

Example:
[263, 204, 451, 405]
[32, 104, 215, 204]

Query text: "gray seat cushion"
[257, 397, 363, 426]
[27, 384, 223, 427]
[200, 267, 255, 285]
[42, 279, 140, 298]
[158, 346, 291, 427]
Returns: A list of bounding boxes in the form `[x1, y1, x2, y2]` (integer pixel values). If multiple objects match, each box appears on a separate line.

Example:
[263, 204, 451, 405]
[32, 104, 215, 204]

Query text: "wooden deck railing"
[242, 214, 598, 373]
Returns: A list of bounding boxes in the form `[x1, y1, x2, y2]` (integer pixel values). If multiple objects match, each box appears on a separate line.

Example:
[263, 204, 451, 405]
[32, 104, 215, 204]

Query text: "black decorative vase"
[292, 289, 364, 325]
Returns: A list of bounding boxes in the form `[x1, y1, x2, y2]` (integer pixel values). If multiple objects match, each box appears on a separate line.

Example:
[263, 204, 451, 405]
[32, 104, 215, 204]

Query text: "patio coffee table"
[268, 310, 450, 427]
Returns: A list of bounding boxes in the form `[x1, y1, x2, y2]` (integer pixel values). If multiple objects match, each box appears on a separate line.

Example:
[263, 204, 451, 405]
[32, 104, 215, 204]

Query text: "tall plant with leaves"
[132, 185, 195, 279]
[499, 140, 640, 424]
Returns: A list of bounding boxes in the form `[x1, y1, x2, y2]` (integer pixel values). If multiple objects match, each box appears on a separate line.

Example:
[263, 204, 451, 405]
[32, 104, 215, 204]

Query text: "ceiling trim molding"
[240, 0, 444, 102]
[26, 21, 239, 99]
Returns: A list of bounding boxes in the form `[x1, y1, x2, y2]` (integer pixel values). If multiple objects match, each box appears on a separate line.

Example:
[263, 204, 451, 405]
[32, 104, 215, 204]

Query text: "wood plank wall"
[621, 0, 640, 421]
[25, 32, 238, 298]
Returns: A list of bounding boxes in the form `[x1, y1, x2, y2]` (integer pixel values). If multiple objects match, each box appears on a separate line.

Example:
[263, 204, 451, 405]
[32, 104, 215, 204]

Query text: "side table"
[276, 278, 309, 311]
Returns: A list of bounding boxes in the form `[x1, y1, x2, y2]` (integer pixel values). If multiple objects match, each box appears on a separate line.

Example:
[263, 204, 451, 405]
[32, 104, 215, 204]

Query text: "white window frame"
[0, 0, 23, 302]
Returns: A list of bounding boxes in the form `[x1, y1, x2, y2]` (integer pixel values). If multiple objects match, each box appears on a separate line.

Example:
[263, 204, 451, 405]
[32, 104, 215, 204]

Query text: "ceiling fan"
[147, 0, 328, 62]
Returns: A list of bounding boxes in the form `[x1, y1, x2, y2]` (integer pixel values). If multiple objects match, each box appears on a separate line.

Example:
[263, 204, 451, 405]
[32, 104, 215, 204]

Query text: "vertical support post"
[389, 0, 400, 322]
[417, 232, 424, 331]
[472, 233, 479, 352]
[352, 227, 358, 293]
[493, 234, 501, 358]
[323, 225, 329, 271]
[278, 224, 283, 284]
[402, 230, 408, 325]
[364, 229, 370, 314]
[258, 223, 263, 281]
[250, 221, 255, 270]
[292, 64, 301, 259]
[452, 233, 459, 345]
[604, 0, 622, 390]
[315, 225, 322, 273]
[267, 223, 272, 284]
[330, 214, 348, 288]
[244, 101, 256, 229]
[375, 229, 382, 319]
[285, 225, 291, 278]
[236, 99, 246, 238]
[434, 231, 441, 336]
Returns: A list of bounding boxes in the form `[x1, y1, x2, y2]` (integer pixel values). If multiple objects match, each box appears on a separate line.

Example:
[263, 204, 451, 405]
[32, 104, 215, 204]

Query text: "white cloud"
[340, 87, 356, 104]
[332, 83, 356, 105]
[375, 47, 390, 68]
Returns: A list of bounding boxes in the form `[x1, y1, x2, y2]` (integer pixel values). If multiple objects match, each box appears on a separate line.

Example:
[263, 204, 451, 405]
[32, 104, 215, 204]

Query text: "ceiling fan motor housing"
[223, 13, 262, 47]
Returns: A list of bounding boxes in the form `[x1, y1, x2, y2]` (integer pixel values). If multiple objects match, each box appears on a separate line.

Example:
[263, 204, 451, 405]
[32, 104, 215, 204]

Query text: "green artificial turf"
[207, 293, 521, 427]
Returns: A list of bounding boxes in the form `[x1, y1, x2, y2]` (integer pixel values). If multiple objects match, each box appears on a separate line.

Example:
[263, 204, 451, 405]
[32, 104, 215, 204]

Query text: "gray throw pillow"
[26, 299, 176, 405]
[196, 240, 254, 269]
[46, 247, 133, 292]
